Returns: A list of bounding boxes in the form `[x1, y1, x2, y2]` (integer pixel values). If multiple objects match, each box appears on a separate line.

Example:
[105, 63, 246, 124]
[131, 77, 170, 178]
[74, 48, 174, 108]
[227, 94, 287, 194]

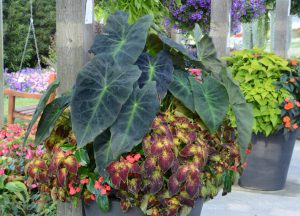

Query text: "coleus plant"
[25, 11, 253, 212]
[106, 112, 243, 215]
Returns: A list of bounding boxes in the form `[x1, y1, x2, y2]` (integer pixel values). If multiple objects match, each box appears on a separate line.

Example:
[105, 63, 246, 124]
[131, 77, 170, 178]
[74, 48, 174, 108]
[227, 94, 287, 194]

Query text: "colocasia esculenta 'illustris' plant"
[25, 11, 253, 212]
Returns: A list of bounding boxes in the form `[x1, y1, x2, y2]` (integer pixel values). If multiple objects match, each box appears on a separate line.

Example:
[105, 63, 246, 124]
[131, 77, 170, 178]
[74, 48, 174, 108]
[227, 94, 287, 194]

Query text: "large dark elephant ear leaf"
[90, 11, 153, 65]
[158, 34, 197, 61]
[23, 79, 59, 146]
[221, 71, 253, 162]
[136, 51, 174, 98]
[71, 55, 141, 148]
[196, 34, 223, 74]
[189, 76, 229, 133]
[168, 70, 195, 113]
[94, 82, 159, 172]
[35, 95, 71, 145]
[94, 130, 114, 175]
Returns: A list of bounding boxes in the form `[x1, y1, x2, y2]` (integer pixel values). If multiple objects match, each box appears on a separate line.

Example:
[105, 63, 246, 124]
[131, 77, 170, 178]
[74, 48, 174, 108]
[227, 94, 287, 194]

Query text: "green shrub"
[95, 0, 167, 24]
[225, 48, 292, 136]
[3, 0, 56, 70]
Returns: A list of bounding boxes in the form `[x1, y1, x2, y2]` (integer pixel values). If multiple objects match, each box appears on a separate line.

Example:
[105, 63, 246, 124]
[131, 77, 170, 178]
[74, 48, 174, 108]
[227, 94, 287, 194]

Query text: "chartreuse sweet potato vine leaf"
[35, 95, 71, 145]
[90, 11, 153, 65]
[189, 76, 229, 133]
[94, 82, 159, 172]
[136, 50, 174, 98]
[71, 55, 142, 148]
[23, 79, 59, 146]
[168, 70, 195, 113]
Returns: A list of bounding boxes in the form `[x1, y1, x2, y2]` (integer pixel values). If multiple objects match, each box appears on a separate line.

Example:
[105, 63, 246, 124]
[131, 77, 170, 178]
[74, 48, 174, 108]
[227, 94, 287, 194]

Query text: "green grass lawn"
[3, 96, 38, 123]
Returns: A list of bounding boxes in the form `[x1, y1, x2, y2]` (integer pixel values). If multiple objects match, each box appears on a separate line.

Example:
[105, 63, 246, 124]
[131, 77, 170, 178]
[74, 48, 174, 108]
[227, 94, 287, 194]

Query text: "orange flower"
[284, 102, 294, 110]
[285, 97, 290, 102]
[283, 116, 291, 123]
[285, 122, 291, 128]
[293, 123, 298, 129]
[290, 78, 295, 83]
[291, 59, 298, 66]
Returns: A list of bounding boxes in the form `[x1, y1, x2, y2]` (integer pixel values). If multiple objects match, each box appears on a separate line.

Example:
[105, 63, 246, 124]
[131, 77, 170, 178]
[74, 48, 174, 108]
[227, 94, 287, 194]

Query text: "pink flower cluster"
[0, 123, 44, 176]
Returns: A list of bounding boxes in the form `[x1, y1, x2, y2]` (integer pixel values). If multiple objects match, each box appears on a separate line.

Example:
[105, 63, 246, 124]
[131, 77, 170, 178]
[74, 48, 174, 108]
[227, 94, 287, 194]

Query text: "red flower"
[101, 189, 107, 195]
[242, 162, 248, 168]
[69, 187, 76, 195]
[246, 149, 251, 155]
[134, 153, 141, 161]
[76, 187, 81, 193]
[291, 59, 298, 66]
[90, 194, 95, 201]
[293, 123, 298, 129]
[66, 150, 73, 155]
[284, 102, 294, 110]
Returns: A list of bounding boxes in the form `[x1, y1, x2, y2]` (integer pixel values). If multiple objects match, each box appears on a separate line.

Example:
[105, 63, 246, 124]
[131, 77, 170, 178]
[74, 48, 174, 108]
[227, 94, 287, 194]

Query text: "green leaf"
[221, 72, 253, 161]
[196, 34, 223, 73]
[90, 11, 153, 65]
[168, 70, 195, 112]
[189, 76, 229, 133]
[158, 34, 197, 61]
[5, 181, 27, 192]
[94, 130, 114, 175]
[96, 194, 109, 212]
[71, 55, 141, 148]
[35, 95, 71, 145]
[23, 79, 59, 146]
[136, 51, 174, 98]
[74, 149, 90, 166]
[95, 83, 159, 171]
[0, 175, 7, 188]
[193, 24, 202, 44]
[140, 195, 150, 214]
[233, 103, 253, 161]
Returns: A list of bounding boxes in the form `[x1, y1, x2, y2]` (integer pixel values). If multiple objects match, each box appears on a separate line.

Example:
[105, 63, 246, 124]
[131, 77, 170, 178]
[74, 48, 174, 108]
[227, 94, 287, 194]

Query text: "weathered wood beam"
[0, 0, 4, 127]
[210, 0, 232, 58]
[56, 0, 94, 94]
[273, 0, 291, 58]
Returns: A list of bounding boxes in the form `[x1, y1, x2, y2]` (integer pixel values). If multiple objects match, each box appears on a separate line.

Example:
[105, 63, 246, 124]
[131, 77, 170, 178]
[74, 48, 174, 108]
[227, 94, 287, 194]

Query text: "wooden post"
[56, 0, 94, 94]
[56, 0, 94, 215]
[210, 0, 232, 58]
[273, 0, 291, 58]
[0, 0, 4, 127]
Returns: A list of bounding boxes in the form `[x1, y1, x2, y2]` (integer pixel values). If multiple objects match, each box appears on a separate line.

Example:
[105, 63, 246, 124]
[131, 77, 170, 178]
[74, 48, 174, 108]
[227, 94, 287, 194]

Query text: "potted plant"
[225, 49, 298, 191]
[25, 11, 252, 215]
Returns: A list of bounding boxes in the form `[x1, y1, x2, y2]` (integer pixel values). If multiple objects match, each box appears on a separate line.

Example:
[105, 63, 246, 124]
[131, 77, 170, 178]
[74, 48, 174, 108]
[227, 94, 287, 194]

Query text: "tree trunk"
[210, 0, 232, 58]
[273, 0, 291, 58]
[0, 0, 4, 127]
[56, 0, 95, 94]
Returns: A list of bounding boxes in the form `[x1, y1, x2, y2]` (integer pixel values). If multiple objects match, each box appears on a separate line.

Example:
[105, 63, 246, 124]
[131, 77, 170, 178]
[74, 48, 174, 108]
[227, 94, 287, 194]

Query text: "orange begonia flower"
[285, 122, 291, 128]
[284, 102, 294, 110]
[283, 116, 291, 123]
[291, 59, 298, 66]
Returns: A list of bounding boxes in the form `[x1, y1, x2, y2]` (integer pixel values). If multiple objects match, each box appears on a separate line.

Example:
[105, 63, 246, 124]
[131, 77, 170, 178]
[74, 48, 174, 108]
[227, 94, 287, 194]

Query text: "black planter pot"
[83, 198, 204, 216]
[239, 130, 297, 191]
